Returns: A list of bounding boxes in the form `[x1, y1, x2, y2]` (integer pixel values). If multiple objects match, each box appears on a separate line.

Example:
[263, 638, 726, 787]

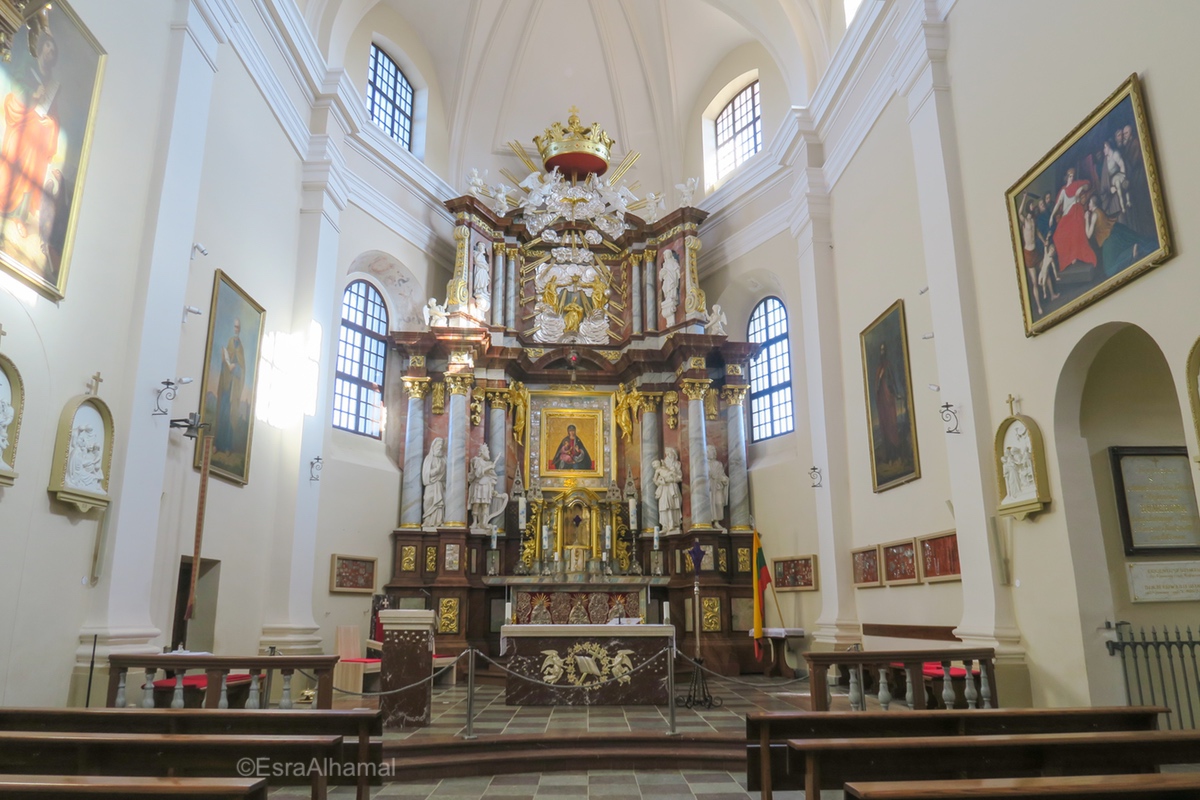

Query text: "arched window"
[747, 297, 794, 441]
[366, 44, 414, 150]
[715, 81, 762, 182]
[334, 280, 389, 438]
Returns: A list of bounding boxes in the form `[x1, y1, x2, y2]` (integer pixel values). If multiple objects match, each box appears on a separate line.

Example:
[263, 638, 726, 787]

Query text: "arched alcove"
[346, 251, 425, 332]
[1054, 323, 1192, 704]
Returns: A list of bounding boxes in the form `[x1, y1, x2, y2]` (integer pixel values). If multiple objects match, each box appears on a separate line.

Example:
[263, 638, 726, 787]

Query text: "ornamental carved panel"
[702, 597, 721, 632]
[401, 546, 417, 572]
[438, 597, 460, 634]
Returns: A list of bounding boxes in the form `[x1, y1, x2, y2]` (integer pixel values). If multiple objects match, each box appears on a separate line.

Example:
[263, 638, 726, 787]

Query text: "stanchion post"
[463, 649, 477, 740]
[667, 645, 678, 736]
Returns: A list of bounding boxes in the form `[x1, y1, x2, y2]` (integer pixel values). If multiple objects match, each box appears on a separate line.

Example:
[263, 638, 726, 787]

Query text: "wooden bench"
[106, 654, 340, 710]
[0, 708, 382, 800]
[787, 729, 1200, 799]
[748, 706, 1166, 799]
[844, 773, 1200, 799]
[0, 775, 268, 799]
[0, 731, 342, 800]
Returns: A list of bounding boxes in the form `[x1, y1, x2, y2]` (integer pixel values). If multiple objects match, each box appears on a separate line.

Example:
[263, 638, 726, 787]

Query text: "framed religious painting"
[860, 300, 920, 492]
[1110, 446, 1200, 555]
[329, 554, 376, 594]
[195, 270, 265, 485]
[0, 352, 24, 487]
[1006, 74, 1171, 336]
[47, 393, 114, 512]
[0, 2, 105, 301]
[539, 407, 604, 478]
[851, 544, 882, 588]
[773, 554, 818, 592]
[994, 412, 1051, 519]
[916, 530, 961, 583]
[881, 538, 920, 586]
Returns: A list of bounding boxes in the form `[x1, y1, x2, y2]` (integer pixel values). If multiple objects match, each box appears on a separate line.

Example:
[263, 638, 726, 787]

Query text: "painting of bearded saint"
[0, 2, 104, 301]
[860, 300, 920, 492]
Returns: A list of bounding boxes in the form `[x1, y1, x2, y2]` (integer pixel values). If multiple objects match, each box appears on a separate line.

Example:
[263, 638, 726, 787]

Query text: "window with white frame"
[715, 80, 762, 182]
[748, 296, 794, 441]
[366, 44, 414, 150]
[333, 280, 388, 438]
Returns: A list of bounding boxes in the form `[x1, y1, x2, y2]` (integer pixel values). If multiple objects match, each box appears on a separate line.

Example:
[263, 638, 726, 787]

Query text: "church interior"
[2, 0, 1200, 794]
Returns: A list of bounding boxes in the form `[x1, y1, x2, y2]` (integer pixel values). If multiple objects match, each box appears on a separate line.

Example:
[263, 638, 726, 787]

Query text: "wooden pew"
[844, 773, 1200, 799]
[0, 775, 268, 799]
[0, 731, 342, 800]
[0, 708, 381, 800]
[748, 706, 1166, 799]
[787, 729, 1200, 799]
[106, 654, 340, 710]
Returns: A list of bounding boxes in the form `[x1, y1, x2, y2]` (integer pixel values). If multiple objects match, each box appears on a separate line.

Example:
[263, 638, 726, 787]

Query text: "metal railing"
[1107, 620, 1200, 729]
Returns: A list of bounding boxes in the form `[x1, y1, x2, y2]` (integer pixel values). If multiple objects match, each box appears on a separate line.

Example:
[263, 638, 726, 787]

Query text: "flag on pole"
[752, 529, 771, 659]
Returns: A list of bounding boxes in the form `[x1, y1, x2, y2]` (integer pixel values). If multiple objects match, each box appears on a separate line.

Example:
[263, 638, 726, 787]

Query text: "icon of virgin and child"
[549, 424, 594, 471]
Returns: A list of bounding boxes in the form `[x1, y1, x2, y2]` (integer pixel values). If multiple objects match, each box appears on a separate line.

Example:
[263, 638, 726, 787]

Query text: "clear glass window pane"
[334, 280, 389, 438]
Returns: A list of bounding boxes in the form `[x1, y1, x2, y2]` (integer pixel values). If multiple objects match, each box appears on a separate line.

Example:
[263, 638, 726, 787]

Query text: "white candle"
[490, 527, 498, 550]
[554, 550, 560, 562]
[505, 601, 512, 622]
[663, 602, 670, 625]
[628, 497, 636, 530]
[605, 524, 612, 550]
[518, 496, 526, 528]
[653, 526, 661, 551]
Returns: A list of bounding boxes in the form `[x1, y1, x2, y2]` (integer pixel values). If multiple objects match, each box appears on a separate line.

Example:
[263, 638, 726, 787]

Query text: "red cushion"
[889, 662, 980, 679]
[150, 673, 253, 690]
[341, 658, 380, 664]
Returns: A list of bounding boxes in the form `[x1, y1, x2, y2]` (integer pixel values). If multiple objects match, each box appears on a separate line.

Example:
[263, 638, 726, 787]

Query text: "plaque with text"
[1110, 447, 1200, 555]
[1126, 560, 1200, 603]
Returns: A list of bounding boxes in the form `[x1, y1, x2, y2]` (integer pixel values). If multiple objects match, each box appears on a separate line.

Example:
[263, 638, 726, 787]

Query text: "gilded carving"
[409, 355, 426, 368]
[438, 597, 460, 634]
[432, 382, 446, 415]
[684, 236, 706, 314]
[470, 393, 483, 426]
[680, 378, 711, 402]
[402, 376, 430, 399]
[538, 642, 633, 688]
[663, 391, 679, 429]
[599, 350, 622, 363]
[702, 597, 721, 632]
[401, 546, 417, 572]
[448, 225, 470, 306]
[718, 548, 728, 573]
[486, 389, 510, 410]
[687, 356, 706, 371]
[446, 374, 474, 396]
[737, 547, 751, 573]
[525, 348, 546, 361]
[704, 387, 719, 420]
[725, 363, 743, 376]
[426, 546, 437, 572]
[721, 385, 748, 406]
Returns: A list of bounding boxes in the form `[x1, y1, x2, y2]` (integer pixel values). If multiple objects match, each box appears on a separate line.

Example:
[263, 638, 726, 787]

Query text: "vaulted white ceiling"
[303, 0, 843, 195]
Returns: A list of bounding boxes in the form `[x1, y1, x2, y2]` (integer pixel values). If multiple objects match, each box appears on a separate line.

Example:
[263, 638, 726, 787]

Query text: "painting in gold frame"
[1006, 74, 1171, 337]
[0, 1, 106, 301]
[194, 270, 265, 485]
[773, 554, 818, 592]
[860, 300, 920, 492]
[916, 530, 961, 584]
[850, 544, 882, 588]
[539, 407, 604, 478]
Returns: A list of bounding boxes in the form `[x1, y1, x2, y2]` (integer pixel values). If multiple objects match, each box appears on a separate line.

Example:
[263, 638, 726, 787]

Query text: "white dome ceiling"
[305, 0, 843, 195]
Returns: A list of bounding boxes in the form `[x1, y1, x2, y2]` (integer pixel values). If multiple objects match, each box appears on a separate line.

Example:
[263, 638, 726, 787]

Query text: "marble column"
[491, 245, 505, 327]
[681, 379, 713, 528]
[639, 395, 661, 531]
[722, 385, 751, 530]
[444, 374, 474, 528]
[487, 389, 509, 533]
[399, 377, 430, 528]
[505, 247, 518, 330]
[631, 257, 643, 335]
[643, 250, 657, 332]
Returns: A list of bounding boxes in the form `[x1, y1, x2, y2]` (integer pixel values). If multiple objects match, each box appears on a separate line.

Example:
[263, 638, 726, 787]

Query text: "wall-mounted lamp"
[169, 411, 208, 440]
[153, 378, 192, 416]
[809, 466, 823, 488]
[310, 456, 323, 482]
[182, 305, 202, 324]
[191, 243, 209, 260]
[940, 402, 962, 435]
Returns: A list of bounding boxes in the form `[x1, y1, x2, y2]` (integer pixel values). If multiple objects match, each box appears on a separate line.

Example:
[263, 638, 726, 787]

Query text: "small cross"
[1005, 393, 1018, 417]
[568, 105, 580, 117]
[87, 371, 103, 396]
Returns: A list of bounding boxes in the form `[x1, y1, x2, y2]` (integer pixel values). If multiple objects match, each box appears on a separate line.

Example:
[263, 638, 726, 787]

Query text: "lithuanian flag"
[752, 529, 771, 659]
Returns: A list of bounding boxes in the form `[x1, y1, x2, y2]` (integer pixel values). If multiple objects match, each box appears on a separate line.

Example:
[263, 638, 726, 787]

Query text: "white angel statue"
[675, 177, 698, 207]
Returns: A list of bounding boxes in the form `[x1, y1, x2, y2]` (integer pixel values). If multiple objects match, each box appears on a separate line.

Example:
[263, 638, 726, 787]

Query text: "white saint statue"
[706, 445, 728, 524]
[468, 443, 506, 529]
[65, 424, 104, 493]
[472, 241, 492, 316]
[422, 437, 447, 528]
[654, 447, 684, 534]
[659, 249, 681, 325]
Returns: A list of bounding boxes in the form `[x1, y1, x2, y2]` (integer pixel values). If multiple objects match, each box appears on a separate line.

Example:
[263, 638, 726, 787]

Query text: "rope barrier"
[296, 650, 470, 697]
[675, 651, 810, 688]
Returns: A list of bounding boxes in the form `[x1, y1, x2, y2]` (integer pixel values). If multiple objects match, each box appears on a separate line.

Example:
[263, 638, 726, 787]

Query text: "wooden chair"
[332, 626, 381, 696]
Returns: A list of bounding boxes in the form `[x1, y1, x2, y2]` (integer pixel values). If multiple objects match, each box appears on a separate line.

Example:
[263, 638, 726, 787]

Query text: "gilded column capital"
[638, 393, 660, 413]
[486, 388, 510, 409]
[721, 384, 749, 406]
[679, 377, 712, 402]
[402, 376, 431, 399]
[445, 373, 475, 396]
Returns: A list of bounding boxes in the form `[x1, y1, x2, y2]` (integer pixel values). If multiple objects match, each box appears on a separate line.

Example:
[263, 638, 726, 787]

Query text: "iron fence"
[1106, 620, 1200, 729]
